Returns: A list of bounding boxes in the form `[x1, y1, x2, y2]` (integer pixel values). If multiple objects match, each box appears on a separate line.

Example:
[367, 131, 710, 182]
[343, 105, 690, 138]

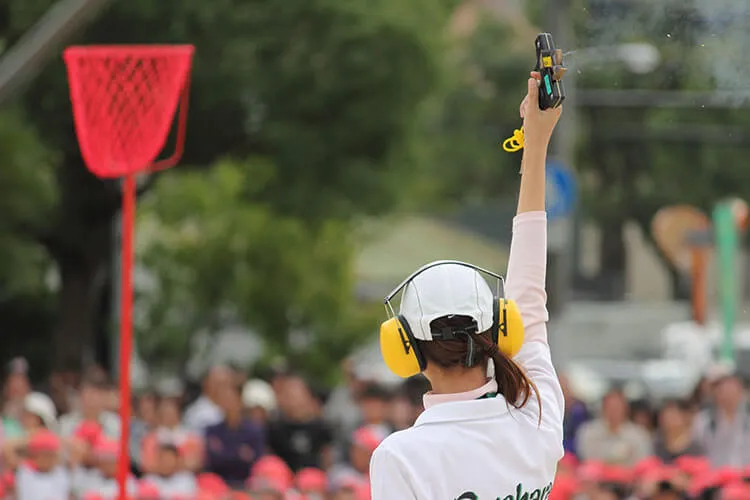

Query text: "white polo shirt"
[370, 212, 564, 500]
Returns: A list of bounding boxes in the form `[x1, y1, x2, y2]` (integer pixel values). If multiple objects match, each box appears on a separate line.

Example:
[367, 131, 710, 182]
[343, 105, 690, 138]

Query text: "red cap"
[691, 470, 723, 496]
[558, 452, 579, 471]
[251, 455, 294, 490]
[28, 430, 61, 452]
[355, 481, 371, 500]
[577, 461, 607, 482]
[231, 492, 254, 500]
[633, 456, 663, 476]
[351, 427, 383, 453]
[3, 470, 16, 489]
[716, 466, 742, 487]
[198, 473, 230, 495]
[548, 475, 579, 500]
[601, 465, 633, 484]
[195, 491, 219, 500]
[74, 421, 103, 445]
[674, 455, 711, 476]
[642, 465, 683, 485]
[721, 481, 750, 500]
[137, 480, 160, 499]
[82, 494, 104, 500]
[295, 468, 328, 492]
[93, 438, 119, 459]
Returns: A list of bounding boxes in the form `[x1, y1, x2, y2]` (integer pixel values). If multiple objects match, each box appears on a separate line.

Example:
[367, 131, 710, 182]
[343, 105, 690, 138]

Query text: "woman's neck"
[662, 428, 691, 451]
[82, 408, 100, 420]
[428, 370, 488, 395]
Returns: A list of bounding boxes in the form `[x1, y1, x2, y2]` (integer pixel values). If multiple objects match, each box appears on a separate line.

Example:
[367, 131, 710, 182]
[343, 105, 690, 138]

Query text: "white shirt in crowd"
[370, 212, 565, 500]
[80, 472, 138, 499]
[16, 463, 71, 500]
[693, 402, 750, 468]
[142, 472, 198, 498]
[71, 467, 100, 498]
[182, 396, 224, 433]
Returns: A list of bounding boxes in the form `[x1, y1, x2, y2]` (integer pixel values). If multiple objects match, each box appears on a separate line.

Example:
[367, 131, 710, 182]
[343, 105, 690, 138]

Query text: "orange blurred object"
[651, 205, 711, 272]
[651, 205, 711, 324]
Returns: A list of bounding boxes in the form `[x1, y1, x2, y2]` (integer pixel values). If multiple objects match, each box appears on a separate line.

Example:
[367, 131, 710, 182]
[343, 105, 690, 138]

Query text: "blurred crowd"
[0, 357, 428, 500]
[2, 354, 750, 500]
[555, 364, 750, 499]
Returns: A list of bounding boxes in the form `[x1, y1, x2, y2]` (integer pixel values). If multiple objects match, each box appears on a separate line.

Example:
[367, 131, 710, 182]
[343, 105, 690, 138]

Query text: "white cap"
[242, 379, 277, 412]
[705, 361, 737, 383]
[24, 392, 57, 431]
[399, 261, 495, 341]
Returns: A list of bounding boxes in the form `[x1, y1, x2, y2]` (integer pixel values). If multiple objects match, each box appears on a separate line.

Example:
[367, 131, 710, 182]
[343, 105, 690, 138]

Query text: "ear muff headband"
[379, 261, 524, 379]
[383, 260, 504, 306]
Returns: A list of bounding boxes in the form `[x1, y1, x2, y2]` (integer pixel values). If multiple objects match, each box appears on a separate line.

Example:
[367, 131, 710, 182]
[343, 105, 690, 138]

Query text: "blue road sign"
[546, 161, 577, 220]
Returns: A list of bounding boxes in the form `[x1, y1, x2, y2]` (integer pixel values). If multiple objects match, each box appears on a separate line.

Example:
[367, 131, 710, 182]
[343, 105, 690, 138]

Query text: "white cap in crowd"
[242, 379, 277, 412]
[24, 392, 57, 431]
[705, 361, 738, 384]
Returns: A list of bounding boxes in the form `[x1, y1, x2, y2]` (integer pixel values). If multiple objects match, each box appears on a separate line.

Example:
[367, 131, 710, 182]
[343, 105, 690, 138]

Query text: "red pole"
[117, 175, 136, 500]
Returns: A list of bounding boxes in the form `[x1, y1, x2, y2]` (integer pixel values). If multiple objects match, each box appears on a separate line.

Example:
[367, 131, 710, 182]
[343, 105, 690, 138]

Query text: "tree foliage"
[135, 159, 377, 381]
[0, 0, 455, 375]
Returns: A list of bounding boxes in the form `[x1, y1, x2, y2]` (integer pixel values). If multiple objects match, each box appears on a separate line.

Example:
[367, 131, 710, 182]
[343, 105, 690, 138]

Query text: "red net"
[63, 45, 194, 178]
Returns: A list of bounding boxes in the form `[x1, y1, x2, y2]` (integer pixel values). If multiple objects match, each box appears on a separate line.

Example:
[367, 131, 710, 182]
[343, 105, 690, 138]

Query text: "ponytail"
[473, 334, 541, 419]
[418, 315, 541, 420]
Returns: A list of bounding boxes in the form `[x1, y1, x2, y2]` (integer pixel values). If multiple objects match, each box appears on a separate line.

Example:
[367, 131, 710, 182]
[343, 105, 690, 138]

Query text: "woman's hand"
[520, 71, 562, 149]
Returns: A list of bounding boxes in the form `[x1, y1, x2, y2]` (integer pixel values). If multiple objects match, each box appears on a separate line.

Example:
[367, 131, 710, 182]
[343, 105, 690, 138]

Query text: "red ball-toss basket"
[63, 44, 195, 500]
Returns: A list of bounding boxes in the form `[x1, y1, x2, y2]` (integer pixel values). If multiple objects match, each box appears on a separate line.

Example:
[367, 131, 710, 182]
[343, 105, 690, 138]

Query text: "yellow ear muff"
[379, 317, 422, 379]
[497, 298, 525, 358]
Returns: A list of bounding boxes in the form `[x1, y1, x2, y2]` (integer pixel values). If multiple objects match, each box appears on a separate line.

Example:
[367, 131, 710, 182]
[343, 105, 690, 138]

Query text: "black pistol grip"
[535, 33, 566, 110]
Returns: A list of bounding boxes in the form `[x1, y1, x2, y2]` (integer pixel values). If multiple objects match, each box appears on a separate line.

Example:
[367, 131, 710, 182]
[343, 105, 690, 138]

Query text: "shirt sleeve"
[505, 211, 565, 434]
[370, 445, 417, 500]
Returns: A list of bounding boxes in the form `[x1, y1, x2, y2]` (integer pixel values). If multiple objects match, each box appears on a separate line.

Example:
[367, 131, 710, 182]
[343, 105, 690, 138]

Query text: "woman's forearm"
[516, 145, 547, 215]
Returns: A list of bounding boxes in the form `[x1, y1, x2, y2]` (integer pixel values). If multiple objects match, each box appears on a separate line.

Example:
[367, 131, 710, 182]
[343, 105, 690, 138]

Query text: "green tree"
[410, 19, 530, 209]
[1, 0, 453, 368]
[0, 108, 58, 374]
[135, 159, 377, 382]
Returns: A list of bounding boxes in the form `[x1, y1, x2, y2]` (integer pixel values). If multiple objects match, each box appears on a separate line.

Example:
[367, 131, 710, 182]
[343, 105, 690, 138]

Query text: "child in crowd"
[141, 440, 197, 498]
[327, 426, 382, 491]
[2, 392, 58, 469]
[78, 438, 137, 499]
[247, 455, 294, 499]
[295, 467, 328, 500]
[68, 420, 105, 498]
[15, 430, 70, 500]
[141, 396, 203, 474]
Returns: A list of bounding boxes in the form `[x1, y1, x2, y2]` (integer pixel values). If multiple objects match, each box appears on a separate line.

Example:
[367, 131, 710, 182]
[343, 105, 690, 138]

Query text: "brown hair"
[417, 315, 541, 415]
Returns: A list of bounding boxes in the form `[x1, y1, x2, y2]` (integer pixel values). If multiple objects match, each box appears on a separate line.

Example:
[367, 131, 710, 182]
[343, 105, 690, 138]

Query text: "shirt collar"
[422, 379, 498, 410]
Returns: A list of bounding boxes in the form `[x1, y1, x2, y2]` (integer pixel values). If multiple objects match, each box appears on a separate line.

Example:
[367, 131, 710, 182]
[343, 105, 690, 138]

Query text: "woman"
[369, 73, 564, 499]
[653, 399, 703, 463]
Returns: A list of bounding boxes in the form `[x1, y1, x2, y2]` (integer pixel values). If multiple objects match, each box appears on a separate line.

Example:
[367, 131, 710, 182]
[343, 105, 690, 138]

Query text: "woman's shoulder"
[373, 426, 425, 460]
